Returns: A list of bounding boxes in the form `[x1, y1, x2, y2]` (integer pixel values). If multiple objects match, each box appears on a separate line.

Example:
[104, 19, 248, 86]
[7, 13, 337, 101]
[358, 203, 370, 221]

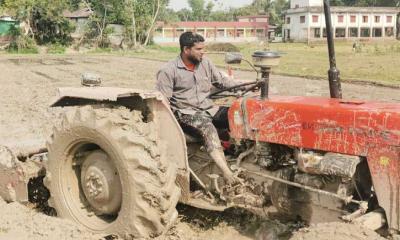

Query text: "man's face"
[184, 42, 205, 64]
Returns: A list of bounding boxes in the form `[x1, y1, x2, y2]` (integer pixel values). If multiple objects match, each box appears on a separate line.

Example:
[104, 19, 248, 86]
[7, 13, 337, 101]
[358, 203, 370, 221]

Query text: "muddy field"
[0, 54, 399, 239]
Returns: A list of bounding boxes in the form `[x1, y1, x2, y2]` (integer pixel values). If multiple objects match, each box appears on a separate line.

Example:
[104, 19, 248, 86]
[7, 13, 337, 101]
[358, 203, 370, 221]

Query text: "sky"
[168, 0, 253, 11]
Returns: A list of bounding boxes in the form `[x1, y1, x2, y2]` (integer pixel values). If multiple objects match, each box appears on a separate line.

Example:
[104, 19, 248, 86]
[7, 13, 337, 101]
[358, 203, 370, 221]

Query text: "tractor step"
[186, 197, 228, 212]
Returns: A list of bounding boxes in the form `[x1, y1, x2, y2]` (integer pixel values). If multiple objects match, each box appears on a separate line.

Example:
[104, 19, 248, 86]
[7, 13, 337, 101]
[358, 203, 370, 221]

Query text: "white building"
[283, 0, 399, 41]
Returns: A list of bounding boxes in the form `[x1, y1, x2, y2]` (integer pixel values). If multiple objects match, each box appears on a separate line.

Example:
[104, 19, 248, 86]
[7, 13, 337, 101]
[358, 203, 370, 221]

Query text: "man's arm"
[208, 60, 245, 89]
[156, 69, 174, 100]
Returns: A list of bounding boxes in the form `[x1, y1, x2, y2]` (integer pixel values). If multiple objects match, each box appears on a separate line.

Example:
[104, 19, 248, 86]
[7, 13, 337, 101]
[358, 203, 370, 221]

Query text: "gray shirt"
[156, 56, 242, 115]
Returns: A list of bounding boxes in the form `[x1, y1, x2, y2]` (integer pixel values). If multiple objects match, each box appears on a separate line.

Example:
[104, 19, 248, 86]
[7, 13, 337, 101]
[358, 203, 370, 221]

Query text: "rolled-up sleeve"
[156, 69, 174, 100]
[208, 60, 245, 89]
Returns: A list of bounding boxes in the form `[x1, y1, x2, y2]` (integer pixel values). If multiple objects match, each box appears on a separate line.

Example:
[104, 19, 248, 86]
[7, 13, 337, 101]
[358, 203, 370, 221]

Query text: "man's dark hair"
[179, 32, 205, 52]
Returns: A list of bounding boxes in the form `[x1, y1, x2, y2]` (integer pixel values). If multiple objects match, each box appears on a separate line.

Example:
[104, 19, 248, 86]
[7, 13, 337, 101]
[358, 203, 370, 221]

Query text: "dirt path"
[0, 54, 398, 240]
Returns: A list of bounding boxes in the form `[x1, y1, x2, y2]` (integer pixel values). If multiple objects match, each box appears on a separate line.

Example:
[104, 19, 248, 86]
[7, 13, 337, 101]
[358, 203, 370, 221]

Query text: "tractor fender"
[51, 87, 166, 107]
[51, 87, 191, 203]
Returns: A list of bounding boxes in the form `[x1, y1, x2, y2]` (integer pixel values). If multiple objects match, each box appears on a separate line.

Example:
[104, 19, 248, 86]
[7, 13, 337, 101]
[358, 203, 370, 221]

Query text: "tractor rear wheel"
[45, 105, 181, 239]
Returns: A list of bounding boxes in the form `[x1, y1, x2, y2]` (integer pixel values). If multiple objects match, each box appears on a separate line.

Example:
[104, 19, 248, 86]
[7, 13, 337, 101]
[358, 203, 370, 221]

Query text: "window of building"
[338, 15, 344, 23]
[385, 27, 394, 37]
[196, 29, 205, 36]
[236, 29, 244, 37]
[256, 28, 265, 37]
[285, 29, 290, 39]
[176, 29, 185, 37]
[295, 4, 299, 8]
[312, 28, 321, 38]
[164, 29, 174, 38]
[387, 16, 393, 23]
[350, 15, 356, 23]
[372, 28, 382, 37]
[217, 29, 225, 37]
[335, 28, 346, 38]
[349, 28, 358, 37]
[374, 16, 380, 23]
[362, 16, 368, 23]
[323, 28, 327, 38]
[154, 28, 163, 37]
[300, 16, 305, 23]
[312, 15, 319, 23]
[206, 28, 216, 38]
[248, 29, 256, 37]
[360, 28, 370, 37]
[286, 17, 291, 24]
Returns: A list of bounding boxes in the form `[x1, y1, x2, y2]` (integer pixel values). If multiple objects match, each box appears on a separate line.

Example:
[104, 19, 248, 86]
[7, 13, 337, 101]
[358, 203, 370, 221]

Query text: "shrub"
[7, 26, 38, 54]
[206, 42, 240, 52]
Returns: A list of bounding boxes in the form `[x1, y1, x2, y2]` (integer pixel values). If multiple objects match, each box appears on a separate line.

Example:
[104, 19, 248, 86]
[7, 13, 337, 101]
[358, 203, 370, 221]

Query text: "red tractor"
[0, 1, 398, 239]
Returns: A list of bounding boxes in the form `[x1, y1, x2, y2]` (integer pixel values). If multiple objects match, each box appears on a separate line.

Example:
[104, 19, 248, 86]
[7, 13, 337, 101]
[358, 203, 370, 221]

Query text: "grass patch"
[47, 43, 66, 54]
[7, 47, 39, 54]
[147, 44, 179, 53]
[88, 47, 113, 54]
[131, 41, 400, 86]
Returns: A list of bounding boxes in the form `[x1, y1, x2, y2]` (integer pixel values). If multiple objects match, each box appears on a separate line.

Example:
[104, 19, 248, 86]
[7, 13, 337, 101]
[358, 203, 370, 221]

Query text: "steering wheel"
[208, 81, 260, 99]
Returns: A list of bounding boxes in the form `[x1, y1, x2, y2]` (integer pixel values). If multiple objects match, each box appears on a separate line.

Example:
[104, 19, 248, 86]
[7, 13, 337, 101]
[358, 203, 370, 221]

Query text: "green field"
[131, 40, 400, 86]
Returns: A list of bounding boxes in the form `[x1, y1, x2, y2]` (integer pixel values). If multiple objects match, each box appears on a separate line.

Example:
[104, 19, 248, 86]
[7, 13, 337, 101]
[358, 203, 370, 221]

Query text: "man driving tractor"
[156, 32, 243, 184]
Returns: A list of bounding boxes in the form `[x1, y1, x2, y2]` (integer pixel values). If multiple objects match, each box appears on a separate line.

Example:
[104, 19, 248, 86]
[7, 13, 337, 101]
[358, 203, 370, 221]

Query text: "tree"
[176, 8, 192, 21]
[32, 0, 74, 44]
[188, 0, 205, 21]
[69, 0, 81, 10]
[209, 10, 235, 21]
[3, 0, 37, 37]
[245, 0, 289, 34]
[2, 0, 73, 44]
[144, 0, 161, 45]
[81, 0, 115, 47]
[205, 1, 214, 21]
[78, 0, 167, 47]
[158, 7, 180, 23]
[120, 0, 168, 47]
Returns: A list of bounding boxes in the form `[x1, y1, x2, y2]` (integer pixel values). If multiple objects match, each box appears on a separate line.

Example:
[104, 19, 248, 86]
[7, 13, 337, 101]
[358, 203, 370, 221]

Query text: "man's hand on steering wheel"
[208, 81, 260, 99]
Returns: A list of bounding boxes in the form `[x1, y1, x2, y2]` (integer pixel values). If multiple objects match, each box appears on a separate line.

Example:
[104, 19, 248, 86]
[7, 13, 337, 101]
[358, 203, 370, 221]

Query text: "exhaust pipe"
[323, 0, 342, 99]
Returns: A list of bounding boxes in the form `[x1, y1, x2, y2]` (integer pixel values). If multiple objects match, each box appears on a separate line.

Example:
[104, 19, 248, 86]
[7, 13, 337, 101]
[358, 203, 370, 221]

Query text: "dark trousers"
[174, 107, 229, 152]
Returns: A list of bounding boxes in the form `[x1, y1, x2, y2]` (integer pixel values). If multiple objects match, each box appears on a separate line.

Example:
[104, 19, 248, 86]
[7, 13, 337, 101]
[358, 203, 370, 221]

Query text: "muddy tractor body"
[41, 79, 400, 238]
[228, 95, 400, 229]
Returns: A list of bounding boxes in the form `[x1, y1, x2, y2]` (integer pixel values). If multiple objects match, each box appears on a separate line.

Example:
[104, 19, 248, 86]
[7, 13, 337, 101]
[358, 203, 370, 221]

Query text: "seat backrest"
[184, 133, 202, 143]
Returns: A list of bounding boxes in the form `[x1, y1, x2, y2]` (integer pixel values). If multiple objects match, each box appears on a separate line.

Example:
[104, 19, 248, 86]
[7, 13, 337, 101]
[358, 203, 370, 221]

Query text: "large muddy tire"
[290, 222, 385, 240]
[45, 105, 181, 239]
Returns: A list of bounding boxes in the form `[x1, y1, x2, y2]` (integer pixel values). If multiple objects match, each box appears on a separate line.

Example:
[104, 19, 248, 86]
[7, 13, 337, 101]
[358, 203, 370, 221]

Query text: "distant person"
[352, 41, 361, 53]
[156, 32, 243, 184]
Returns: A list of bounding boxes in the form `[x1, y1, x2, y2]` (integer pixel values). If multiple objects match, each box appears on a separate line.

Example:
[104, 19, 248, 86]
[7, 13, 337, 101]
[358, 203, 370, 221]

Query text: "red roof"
[237, 15, 269, 19]
[161, 21, 269, 28]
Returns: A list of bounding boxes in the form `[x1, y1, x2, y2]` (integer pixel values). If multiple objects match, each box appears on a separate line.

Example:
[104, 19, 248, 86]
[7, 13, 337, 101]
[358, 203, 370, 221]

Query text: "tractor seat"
[184, 133, 202, 143]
